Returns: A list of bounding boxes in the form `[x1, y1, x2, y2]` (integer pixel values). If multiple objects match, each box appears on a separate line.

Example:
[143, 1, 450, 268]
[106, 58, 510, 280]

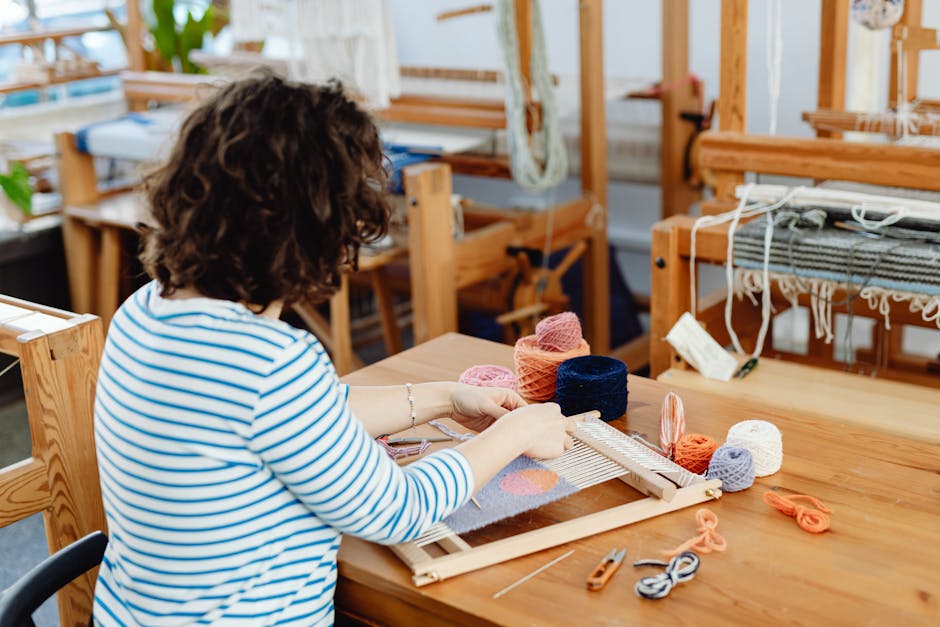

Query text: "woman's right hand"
[497, 402, 573, 459]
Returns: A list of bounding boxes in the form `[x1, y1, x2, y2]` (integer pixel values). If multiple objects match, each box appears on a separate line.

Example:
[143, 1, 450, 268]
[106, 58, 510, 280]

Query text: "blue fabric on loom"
[443, 456, 578, 535]
[383, 144, 435, 193]
[75, 113, 158, 154]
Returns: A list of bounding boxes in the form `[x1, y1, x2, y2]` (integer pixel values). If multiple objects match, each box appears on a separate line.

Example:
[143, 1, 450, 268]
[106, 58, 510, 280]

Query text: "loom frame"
[649, 0, 940, 384]
[390, 419, 722, 586]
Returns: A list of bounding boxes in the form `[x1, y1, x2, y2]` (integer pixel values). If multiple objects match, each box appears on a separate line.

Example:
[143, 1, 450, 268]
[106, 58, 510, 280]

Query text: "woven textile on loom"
[732, 218, 940, 296]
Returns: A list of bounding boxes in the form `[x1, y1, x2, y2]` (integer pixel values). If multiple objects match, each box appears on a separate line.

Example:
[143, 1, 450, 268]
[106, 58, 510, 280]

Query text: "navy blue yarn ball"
[555, 355, 628, 422]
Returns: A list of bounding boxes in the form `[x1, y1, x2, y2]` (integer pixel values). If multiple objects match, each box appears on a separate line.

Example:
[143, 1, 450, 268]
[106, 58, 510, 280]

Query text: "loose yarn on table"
[763, 492, 832, 533]
[376, 437, 431, 460]
[555, 356, 627, 422]
[725, 420, 783, 477]
[514, 313, 589, 401]
[458, 365, 519, 392]
[673, 434, 718, 475]
[633, 552, 700, 600]
[535, 312, 582, 352]
[706, 445, 755, 492]
[663, 508, 727, 558]
[659, 391, 686, 459]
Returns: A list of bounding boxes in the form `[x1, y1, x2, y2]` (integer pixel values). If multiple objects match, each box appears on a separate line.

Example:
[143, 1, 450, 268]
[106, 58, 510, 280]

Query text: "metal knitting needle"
[492, 549, 575, 599]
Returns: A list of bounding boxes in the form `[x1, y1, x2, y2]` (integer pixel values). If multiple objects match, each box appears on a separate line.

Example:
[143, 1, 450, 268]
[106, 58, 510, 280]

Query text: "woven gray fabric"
[732, 217, 940, 296]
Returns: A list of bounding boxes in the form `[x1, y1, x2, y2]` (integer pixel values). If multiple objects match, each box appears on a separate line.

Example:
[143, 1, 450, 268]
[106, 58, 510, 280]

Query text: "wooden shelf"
[0, 24, 114, 47]
[0, 68, 122, 96]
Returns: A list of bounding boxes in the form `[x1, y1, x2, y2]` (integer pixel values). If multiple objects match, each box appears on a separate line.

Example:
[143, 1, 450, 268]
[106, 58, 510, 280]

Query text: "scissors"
[586, 548, 626, 590]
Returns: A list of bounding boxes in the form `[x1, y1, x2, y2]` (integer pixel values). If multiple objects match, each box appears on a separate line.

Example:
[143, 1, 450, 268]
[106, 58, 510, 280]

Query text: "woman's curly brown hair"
[140, 72, 390, 309]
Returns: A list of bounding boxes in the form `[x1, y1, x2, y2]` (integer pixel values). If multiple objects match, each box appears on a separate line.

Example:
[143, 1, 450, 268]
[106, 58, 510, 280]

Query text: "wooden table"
[337, 333, 940, 626]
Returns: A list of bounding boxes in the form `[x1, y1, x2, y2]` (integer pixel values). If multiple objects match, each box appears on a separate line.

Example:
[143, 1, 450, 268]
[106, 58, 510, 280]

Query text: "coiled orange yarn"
[673, 434, 718, 474]
[664, 508, 727, 557]
[513, 335, 590, 401]
[762, 492, 832, 533]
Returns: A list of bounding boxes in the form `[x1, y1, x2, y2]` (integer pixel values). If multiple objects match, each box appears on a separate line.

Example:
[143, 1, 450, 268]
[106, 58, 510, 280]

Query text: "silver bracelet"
[405, 383, 417, 430]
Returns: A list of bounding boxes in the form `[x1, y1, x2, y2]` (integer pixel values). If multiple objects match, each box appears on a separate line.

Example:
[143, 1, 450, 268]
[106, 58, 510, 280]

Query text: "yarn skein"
[706, 445, 755, 492]
[673, 434, 718, 475]
[458, 365, 518, 392]
[535, 312, 583, 352]
[659, 391, 686, 460]
[555, 356, 628, 422]
[514, 316, 590, 401]
[725, 420, 783, 477]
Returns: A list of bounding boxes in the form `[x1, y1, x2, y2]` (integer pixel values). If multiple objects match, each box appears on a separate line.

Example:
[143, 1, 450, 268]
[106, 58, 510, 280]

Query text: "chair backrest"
[0, 531, 108, 627]
[0, 295, 106, 627]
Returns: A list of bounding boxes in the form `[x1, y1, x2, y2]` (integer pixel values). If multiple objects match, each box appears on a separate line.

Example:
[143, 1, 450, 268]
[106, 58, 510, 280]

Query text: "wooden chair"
[0, 295, 107, 626]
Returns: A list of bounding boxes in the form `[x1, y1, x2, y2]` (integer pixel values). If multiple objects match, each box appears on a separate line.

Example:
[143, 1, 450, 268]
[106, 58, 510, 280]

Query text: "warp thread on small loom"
[706, 445, 755, 492]
[514, 313, 590, 401]
[555, 356, 627, 422]
[725, 420, 783, 477]
[664, 508, 727, 557]
[673, 434, 718, 475]
[763, 492, 832, 534]
[458, 365, 519, 392]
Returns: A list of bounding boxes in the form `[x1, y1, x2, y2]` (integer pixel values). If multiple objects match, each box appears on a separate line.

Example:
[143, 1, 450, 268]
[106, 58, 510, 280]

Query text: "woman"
[92, 73, 571, 626]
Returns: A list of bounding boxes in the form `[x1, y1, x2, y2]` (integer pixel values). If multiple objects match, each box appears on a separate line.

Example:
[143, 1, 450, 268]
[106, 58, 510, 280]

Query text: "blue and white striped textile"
[92, 281, 473, 626]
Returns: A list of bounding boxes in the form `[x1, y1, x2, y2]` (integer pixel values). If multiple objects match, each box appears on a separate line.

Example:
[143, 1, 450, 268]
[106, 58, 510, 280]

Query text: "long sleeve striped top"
[92, 281, 474, 626]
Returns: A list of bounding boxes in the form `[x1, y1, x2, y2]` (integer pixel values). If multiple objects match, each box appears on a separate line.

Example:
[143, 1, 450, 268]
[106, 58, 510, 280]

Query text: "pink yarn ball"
[535, 312, 583, 352]
[458, 365, 518, 392]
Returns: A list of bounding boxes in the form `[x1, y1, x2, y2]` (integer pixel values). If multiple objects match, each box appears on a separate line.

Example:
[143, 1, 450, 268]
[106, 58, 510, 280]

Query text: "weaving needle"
[492, 549, 575, 599]
[470, 496, 482, 509]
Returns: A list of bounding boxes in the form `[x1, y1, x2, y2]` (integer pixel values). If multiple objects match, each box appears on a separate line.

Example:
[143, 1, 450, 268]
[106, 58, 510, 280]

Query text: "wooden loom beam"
[697, 132, 940, 192]
[889, 0, 923, 107]
[715, 0, 748, 202]
[816, 0, 849, 139]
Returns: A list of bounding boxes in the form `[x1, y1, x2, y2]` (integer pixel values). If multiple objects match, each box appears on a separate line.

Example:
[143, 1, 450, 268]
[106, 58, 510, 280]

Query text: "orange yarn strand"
[762, 492, 832, 533]
[664, 508, 727, 557]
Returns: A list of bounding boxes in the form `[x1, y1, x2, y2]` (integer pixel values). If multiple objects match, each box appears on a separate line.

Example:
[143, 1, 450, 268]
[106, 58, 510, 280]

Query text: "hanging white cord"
[496, 0, 568, 191]
[765, 0, 783, 136]
[688, 185, 799, 355]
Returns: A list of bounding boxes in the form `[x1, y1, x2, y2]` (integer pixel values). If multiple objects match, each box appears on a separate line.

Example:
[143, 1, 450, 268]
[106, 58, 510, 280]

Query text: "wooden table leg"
[61, 216, 99, 316]
[98, 226, 123, 330]
[370, 268, 403, 357]
[330, 273, 354, 376]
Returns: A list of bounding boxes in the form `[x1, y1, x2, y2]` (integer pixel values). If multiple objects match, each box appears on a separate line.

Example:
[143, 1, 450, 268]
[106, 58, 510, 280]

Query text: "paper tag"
[665, 313, 740, 382]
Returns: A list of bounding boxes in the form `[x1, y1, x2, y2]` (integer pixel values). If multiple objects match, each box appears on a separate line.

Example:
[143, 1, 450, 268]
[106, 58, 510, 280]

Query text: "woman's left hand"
[450, 383, 527, 433]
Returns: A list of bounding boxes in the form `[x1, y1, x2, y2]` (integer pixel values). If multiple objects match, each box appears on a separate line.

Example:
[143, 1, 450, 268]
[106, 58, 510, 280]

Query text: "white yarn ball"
[725, 420, 783, 477]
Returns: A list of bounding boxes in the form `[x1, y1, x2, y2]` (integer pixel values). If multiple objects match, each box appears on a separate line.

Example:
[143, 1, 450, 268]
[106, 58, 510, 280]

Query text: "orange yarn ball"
[513, 335, 590, 401]
[673, 433, 718, 475]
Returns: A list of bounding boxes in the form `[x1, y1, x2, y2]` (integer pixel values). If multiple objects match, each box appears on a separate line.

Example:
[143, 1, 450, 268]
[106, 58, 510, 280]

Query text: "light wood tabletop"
[337, 333, 940, 626]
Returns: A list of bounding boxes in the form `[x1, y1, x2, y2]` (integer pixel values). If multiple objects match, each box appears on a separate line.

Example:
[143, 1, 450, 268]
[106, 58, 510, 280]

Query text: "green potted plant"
[0, 162, 32, 225]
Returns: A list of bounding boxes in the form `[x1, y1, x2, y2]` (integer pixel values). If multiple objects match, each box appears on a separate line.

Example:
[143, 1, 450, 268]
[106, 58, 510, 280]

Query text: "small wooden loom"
[391, 416, 721, 586]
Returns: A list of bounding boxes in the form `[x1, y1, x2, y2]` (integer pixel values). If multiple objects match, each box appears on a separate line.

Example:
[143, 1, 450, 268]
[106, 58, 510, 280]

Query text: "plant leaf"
[0, 163, 33, 215]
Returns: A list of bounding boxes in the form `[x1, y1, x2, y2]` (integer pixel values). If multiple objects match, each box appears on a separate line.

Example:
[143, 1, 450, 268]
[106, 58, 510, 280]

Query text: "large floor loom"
[650, 0, 940, 387]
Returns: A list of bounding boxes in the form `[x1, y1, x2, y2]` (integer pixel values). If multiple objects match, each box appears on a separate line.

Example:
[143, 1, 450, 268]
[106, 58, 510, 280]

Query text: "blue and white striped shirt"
[93, 281, 474, 626]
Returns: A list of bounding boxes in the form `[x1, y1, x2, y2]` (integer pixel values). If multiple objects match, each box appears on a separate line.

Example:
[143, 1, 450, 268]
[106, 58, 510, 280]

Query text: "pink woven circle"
[514, 334, 590, 401]
[459, 365, 519, 392]
[535, 312, 583, 352]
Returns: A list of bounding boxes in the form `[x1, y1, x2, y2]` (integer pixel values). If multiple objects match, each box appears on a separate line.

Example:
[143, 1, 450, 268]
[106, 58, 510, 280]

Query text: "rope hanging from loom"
[495, 0, 568, 191]
[633, 552, 700, 600]
[555, 356, 627, 422]
[851, 0, 905, 30]
[663, 508, 727, 558]
[763, 492, 832, 533]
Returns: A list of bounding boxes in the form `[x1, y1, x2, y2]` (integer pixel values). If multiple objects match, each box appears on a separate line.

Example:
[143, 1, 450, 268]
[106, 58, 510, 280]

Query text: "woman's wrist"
[412, 381, 457, 425]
